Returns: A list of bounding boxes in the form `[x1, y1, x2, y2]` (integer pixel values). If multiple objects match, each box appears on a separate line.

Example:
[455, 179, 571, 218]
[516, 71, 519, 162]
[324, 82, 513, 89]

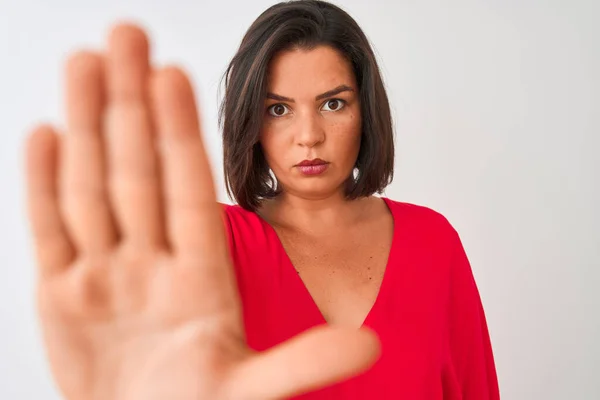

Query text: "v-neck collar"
[257, 197, 400, 329]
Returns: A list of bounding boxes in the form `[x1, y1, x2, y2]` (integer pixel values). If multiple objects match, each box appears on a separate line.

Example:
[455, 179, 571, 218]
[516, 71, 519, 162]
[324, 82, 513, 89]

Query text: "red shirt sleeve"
[448, 227, 500, 399]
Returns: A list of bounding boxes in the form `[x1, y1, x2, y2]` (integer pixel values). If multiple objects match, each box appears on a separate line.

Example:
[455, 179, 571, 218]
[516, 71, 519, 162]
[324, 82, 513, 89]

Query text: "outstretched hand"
[24, 23, 380, 400]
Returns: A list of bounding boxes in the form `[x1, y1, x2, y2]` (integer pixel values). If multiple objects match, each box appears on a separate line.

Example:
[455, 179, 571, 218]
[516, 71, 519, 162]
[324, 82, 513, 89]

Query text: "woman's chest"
[237, 234, 457, 399]
[276, 222, 393, 327]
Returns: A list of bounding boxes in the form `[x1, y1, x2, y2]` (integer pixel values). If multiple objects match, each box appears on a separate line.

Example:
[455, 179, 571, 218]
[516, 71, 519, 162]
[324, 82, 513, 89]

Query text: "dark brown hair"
[220, 0, 394, 211]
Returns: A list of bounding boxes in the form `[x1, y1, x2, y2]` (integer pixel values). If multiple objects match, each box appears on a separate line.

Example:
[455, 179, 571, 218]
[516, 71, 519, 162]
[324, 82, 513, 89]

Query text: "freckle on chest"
[277, 221, 393, 326]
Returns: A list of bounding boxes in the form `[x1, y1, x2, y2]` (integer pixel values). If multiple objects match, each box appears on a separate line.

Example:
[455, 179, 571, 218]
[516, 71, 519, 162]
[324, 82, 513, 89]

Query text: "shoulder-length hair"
[220, 0, 394, 211]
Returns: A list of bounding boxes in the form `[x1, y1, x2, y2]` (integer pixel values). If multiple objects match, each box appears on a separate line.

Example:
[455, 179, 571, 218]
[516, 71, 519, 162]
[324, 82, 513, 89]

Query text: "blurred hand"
[24, 23, 380, 400]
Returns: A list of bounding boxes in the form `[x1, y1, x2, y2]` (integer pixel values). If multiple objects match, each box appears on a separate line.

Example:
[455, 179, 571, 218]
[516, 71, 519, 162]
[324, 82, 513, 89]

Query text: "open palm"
[24, 23, 380, 400]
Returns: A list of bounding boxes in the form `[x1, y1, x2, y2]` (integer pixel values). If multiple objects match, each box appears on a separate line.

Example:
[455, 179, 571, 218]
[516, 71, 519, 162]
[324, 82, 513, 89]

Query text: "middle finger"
[105, 23, 165, 249]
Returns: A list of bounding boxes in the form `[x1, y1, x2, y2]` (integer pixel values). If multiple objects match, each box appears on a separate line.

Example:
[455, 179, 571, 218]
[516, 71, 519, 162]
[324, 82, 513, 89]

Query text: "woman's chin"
[284, 179, 347, 199]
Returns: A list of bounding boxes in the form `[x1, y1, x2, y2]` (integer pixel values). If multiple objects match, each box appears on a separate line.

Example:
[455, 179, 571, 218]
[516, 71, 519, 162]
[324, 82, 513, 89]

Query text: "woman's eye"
[322, 99, 345, 112]
[268, 104, 289, 117]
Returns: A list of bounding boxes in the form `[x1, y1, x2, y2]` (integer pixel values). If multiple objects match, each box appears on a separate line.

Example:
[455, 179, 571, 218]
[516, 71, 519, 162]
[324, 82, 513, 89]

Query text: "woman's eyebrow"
[266, 84, 355, 103]
[315, 84, 354, 101]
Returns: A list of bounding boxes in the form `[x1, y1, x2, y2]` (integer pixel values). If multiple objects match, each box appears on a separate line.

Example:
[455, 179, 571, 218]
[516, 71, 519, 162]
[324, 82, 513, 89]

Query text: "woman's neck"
[258, 192, 378, 235]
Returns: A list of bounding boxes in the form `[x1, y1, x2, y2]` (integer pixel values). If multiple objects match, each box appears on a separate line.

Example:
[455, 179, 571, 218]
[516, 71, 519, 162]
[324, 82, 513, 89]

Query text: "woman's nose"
[295, 111, 325, 148]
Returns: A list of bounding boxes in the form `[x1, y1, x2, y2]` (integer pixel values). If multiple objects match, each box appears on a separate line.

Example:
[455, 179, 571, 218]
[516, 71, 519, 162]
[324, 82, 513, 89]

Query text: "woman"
[24, 1, 499, 399]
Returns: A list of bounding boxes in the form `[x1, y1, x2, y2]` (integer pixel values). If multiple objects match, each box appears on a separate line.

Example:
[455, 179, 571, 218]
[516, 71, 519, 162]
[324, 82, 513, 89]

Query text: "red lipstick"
[295, 158, 329, 176]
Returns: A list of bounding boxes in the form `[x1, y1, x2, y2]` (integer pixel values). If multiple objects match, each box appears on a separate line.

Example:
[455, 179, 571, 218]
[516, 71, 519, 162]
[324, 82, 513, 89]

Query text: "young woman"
[24, 1, 500, 399]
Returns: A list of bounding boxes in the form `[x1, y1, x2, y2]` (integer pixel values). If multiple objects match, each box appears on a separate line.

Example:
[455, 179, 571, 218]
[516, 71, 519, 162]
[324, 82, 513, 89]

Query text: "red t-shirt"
[223, 197, 500, 399]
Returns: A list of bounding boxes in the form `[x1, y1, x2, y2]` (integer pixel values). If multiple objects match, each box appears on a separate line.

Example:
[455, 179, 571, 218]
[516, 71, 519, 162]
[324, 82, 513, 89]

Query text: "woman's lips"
[296, 163, 329, 175]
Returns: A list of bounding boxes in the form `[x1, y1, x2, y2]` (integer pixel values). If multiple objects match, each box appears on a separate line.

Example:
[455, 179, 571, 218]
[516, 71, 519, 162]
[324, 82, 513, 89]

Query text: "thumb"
[227, 325, 381, 399]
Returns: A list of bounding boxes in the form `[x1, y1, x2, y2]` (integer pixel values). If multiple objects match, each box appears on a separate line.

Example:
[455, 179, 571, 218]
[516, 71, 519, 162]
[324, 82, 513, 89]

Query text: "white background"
[1, 0, 598, 398]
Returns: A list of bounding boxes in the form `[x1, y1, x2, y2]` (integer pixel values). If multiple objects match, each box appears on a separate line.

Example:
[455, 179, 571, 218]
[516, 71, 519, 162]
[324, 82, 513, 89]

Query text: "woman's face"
[259, 45, 362, 200]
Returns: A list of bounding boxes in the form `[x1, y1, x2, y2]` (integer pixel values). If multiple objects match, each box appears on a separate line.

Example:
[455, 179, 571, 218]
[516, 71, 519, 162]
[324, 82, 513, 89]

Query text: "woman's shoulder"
[219, 202, 271, 246]
[219, 202, 285, 266]
[383, 197, 458, 236]
[381, 197, 466, 259]
[220, 202, 250, 216]
[383, 198, 468, 280]
[219, 202, 262, 231]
